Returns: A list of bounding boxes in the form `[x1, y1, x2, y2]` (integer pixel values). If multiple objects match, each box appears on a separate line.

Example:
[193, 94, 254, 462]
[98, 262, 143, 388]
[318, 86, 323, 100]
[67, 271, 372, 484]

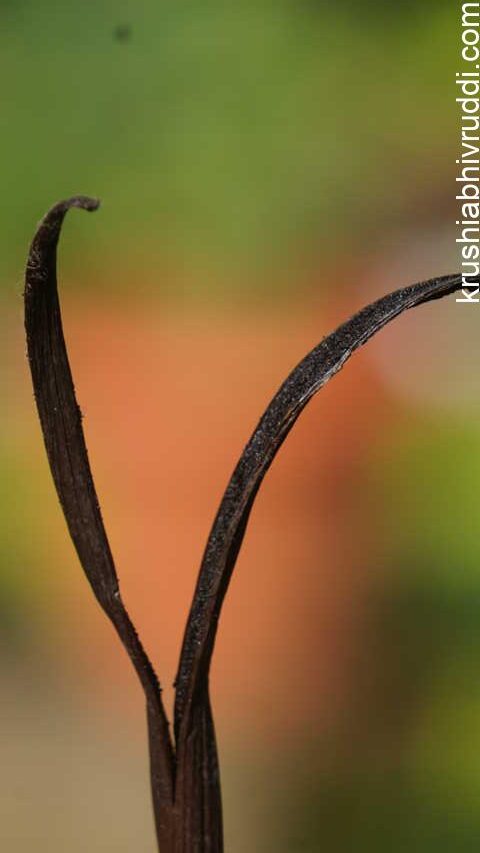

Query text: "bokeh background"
[1, 2, 479, 850]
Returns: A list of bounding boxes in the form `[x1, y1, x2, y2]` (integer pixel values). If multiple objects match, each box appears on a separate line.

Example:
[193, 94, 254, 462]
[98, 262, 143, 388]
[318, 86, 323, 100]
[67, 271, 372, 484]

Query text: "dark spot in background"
[113, 23, 132, 43]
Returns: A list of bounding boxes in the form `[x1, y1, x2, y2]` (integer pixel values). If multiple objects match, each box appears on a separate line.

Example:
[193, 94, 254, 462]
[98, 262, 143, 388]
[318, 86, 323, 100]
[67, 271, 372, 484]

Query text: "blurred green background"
[1, 2, 479, 851]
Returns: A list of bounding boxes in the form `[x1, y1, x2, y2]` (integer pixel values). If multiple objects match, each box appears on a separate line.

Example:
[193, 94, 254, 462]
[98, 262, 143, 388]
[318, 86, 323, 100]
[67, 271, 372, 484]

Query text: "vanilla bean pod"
[172, 272, 466, 843]
[24, 198, 175, 848]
